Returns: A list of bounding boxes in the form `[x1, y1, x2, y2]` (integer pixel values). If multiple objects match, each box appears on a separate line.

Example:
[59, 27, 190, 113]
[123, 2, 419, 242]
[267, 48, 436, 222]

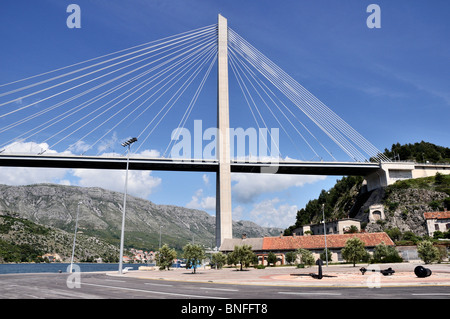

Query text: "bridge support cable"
[229, 48, 327, 161]
[229, 47, 337, 162]
[228, 28, 390, 163]
[163, 53, 218, 158]
[229, 52, 283, 160]
[0, 24, 218, 155]
[135, 45, 218, 155]
[228, 29, 367, 162]
[63, 37, 218, 155]
[0, 24, 217, 103]
[229, 37, 337, 161]
[0, 27, 217, 124]
[19, 38, 215, 153]
[0, 24, 217, 92]
[0, 27, 217, 140]
[94, 47, 218, 157]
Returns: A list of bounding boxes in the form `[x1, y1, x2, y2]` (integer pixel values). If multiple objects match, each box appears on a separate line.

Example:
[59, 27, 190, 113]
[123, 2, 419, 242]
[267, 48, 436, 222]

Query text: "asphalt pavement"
[0, 262, 449, 300]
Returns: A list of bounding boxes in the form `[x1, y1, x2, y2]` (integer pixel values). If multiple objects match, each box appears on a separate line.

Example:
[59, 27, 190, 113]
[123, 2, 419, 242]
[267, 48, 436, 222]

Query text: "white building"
[424, 211, 450, 237]
[292, 218, 361, 236]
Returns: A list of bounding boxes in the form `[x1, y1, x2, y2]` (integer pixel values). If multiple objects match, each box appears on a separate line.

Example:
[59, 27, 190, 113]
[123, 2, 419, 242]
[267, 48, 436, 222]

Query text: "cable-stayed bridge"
[0, 154, 381, 175]
[0, 15, 389, 246]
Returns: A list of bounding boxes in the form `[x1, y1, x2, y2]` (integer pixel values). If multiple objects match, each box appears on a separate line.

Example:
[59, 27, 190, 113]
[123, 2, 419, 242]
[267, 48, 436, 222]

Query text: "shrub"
[285, 251, 297, 265]
[372, 242, 403, 263]
[296, 248, 314, 267]
[319, 248, 332, 263]
[417, 241, 439, 264]
[429, 200, 443, 211]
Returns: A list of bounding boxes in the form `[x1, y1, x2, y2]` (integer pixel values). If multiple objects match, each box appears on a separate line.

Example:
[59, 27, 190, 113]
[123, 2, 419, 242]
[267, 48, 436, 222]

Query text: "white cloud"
[0, 166, 69, 186]
[233, 205, 244, 220]
[202, 174, 209, 186]
[97, 132, 119, 153]
[0, 141, 72, 185]
[67, 140, 91, 154]
[231, 173, 325, 203]
[2, 141, 71, 155]
[0, 141, 162, 198]
[186, 189, 216, 211]
[249, 198, 298, 228]
[131, 149, 161, 158]
[72, 169, 161, 198]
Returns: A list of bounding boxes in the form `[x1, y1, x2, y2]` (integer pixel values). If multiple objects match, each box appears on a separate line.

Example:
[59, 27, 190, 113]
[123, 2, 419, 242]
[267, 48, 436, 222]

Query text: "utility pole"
[118, 137, 137, 274]
[322, 204, 329, 267]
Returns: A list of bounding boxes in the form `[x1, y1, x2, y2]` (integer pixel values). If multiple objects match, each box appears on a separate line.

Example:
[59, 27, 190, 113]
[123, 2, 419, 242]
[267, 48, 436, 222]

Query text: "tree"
[296, 248, 314, 267]
[385, 227, 402, 242]
[435, 172, 444, 184]
[341, 237, 366, 267]
[228, 245, 256, 271]
[183, 243, 206, 274]
[267, 252, 277, 266]
[417, 240, 439, 264]
[211, 252, 227, 269]
[156, 244, 176, 270]
[346, 225, 359, 234]
[285, 251, 297, 265]
[320, 248, 332, 263]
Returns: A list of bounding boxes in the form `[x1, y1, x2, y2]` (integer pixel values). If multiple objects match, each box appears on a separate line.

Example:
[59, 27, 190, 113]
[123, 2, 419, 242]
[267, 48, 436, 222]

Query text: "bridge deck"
[0, 154, 380, 176]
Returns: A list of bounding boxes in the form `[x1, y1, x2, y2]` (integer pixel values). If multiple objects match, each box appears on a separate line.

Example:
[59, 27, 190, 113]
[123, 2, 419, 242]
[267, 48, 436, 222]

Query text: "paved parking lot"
[0, 262, 449, 302]
[117, 262, 450, 288]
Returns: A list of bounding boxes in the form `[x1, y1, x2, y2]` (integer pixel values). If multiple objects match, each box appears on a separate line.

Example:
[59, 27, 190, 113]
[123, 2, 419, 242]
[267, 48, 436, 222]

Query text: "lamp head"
[121, 137, 138, 147]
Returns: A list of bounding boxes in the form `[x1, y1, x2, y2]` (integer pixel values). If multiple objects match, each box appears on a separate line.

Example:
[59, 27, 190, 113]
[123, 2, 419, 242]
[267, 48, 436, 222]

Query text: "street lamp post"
[322, 203, 329, 267]
[158, 225, 163, 266]
[118, 137, 137, 274]
[69, 201, 82, 273]
[159, 225, 163, 249]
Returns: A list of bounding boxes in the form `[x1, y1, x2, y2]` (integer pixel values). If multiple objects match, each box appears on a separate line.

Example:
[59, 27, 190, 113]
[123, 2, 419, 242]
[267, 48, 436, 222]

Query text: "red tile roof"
[262, 232, 394, 251]
[423, 211, 450, 220]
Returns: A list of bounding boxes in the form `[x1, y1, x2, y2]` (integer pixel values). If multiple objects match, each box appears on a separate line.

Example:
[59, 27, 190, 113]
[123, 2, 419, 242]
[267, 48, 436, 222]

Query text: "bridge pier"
[216, 14, 233, 248]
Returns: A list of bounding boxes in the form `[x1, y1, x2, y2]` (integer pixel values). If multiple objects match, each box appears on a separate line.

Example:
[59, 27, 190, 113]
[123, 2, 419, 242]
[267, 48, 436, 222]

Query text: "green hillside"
[0, 214, 119, 263]
[384, 141, 450, 163]
[284, 141, 450, 236]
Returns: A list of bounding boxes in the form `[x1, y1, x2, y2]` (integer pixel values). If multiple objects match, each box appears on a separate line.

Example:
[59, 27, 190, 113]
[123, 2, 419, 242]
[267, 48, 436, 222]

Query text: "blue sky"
[0, 0, 449, 229]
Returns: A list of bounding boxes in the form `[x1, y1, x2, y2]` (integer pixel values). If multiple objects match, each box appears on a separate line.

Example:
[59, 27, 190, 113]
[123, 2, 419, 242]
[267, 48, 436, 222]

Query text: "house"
[292, 218, 361, 236]
[122, 255, 131, 263]
[220, 232, 394, 265]
[424, 211, 450, 237]
[41, 253, 62, 262]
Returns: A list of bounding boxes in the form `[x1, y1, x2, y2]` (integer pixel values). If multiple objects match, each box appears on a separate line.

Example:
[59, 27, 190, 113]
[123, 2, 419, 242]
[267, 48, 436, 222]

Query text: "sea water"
[0, 263, 147, 274]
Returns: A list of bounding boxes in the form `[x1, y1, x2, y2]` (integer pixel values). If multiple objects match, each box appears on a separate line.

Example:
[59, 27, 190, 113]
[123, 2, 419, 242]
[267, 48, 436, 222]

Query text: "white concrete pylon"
[216, 14, 232, 248]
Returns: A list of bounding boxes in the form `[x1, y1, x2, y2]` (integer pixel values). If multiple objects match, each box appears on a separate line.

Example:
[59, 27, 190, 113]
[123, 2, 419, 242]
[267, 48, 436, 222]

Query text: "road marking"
[81, 282, 228, 299]
[411, 292, 450, 296]
[144, 282, 173, 287]
[199, 287, 238, 292]
[278, 292, 342, 296]
[104, 279, 125, 283]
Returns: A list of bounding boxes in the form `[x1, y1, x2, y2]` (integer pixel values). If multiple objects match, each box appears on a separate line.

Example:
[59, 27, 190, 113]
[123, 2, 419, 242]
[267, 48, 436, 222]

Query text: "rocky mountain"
[284, 141, 450, 237]
[0, 214, 119, 263]
[285, 173, 449, 238]
[0, 184, 282, 252]
[357, 176, 449, 236]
